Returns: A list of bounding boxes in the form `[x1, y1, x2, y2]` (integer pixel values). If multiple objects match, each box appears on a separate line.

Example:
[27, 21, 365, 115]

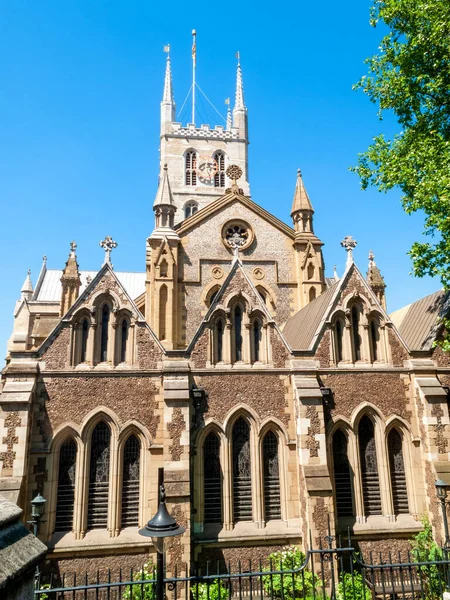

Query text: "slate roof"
[0, 495, 47, 588]
[282, 281, 340, 350]
[33, 269, 146, 302]
[390, 289, 449, 350]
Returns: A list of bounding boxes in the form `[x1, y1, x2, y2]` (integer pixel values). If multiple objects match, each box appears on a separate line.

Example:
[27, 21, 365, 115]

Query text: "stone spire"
[161, 48, 175, 134]
[291, 169, 314, 235]
[21, 269, 33, 301]
[234, 53, 245, 110]
[60, 240, 81, 316]
[367, 250, 387, 309]
[226, 98, 232, 131]
[233, 52, 248, 138]
[341, 236, 357, 269]
[151, 164, 178, 239]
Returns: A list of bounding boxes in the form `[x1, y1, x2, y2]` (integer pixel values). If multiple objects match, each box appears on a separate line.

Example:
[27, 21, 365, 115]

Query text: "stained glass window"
[121, 435, 140, 527]
[204, 432, 222, 523]
[232, 418, 252, 522]
[87, 422, 111, 530]
[263, 431, 281, 521]
[388, 429, 409, 514]
[333, 429, 353, 517]
[55, 438, 77, 532]
[359, 416, 381, 515]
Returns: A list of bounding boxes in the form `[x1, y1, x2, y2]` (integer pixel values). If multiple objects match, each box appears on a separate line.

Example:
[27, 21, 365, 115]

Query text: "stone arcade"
[2, 50, 450, 577]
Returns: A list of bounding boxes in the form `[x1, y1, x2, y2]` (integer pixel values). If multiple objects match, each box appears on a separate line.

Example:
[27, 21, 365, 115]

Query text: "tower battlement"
[169, 123, 242, 140]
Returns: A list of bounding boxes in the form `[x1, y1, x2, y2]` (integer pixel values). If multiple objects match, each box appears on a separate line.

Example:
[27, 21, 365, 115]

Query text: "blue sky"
[0, 0, 440, 356]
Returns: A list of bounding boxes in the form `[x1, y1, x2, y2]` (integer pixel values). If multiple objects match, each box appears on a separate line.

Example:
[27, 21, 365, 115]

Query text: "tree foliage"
[352, 0, 450, 287]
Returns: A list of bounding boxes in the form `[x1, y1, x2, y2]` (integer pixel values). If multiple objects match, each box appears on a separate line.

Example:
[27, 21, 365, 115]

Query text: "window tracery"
[55, 438, 77, 532]
[232, 418, 252, 522]
[332, 429, 353, 518]
[388, 429, 409, 515]
[358, 416, 381, 516]
[204, 432, 222, 523]
[263, 431, 281, 521]
[121, 435, 140, 527]
[87, 422, 111, 530]
[185, 151, 197, 186]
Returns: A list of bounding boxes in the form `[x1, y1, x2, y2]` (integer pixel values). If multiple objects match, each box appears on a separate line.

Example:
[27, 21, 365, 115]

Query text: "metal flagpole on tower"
[192, 29, 196, 124]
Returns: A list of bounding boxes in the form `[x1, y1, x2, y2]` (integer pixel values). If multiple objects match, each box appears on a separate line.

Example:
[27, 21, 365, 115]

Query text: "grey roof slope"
[0, 495, 47, 588]
[390, 289, 449, 350]
[33, 269, 145, 302]
[282, 281, 339, 350]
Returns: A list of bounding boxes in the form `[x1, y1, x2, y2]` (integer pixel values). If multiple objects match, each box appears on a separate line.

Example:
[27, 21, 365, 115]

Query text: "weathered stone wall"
[43, 551, 153, 581]
[324, 373, 412, 422]
[197, 544, 294, 571]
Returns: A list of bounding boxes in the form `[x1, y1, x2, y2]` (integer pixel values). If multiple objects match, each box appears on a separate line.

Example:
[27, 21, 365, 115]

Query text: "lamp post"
[139, 468, 185, 600]
[29, 493, 46, 584]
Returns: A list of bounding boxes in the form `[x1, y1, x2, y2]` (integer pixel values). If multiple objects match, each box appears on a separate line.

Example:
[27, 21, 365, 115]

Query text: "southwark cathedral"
[2, 51, 450, 577]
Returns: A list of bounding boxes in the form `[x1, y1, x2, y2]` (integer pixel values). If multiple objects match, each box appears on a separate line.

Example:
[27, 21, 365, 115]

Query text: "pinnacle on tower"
[151, 164, 178, 239]
[367, 250, 387, 309]
[60, 241, 81, 316]
[291, 169, 314, 234]
[234, 52, 246, 111]
[21, 269, 33, 301]
[162, 52, 174, 104]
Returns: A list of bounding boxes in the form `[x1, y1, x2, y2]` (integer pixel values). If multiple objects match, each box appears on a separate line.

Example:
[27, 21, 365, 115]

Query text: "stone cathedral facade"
[2, 52, 450, 577]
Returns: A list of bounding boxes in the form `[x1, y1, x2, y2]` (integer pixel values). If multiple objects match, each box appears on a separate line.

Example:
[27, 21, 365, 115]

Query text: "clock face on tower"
[196, 155, 218, 182]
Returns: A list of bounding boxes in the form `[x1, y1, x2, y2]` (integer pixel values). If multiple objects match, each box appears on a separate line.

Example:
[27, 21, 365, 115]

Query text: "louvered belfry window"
[388, 429, 409, 514]
[333, 429, 354, 518]
[186, 151, 197, 186]
[232, 418, 252, 522]
[263, 431, 281, 521]
[87, 422, 111, 530]
[121, 435, 140, 527]
[213, 151, 225, 187]
[359, 416, 382, 516]
[55, 438, 77, 532]
[204, 432, 222, 523]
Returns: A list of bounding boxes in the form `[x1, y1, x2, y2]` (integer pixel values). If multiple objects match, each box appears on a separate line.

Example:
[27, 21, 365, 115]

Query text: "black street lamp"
[139, 468, 185, 600]
[435, 479, 450, 591]
[29, 493, 46, 584]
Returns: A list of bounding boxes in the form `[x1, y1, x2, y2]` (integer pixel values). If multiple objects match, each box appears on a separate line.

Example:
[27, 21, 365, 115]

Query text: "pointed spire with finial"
[161, 45, 176, 133]
[291, 169, 315, 235]
[151, 164, 179, 239]
[341, 236, 357, 269]
[367, 250, 387, 309]
[60, 240, 81, 316]
[234, 51, 246, 111]
[21, 269, 33, 300]
[225, 97, 232, 131]
[333, 265, 339, 282]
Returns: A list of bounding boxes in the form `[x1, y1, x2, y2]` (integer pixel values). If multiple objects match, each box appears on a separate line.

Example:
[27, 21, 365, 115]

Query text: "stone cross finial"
[99, 235, 118, 267]
[70, 240, 77, 255]
[341, 235, 357, 268]
[368, 249, 376, 267]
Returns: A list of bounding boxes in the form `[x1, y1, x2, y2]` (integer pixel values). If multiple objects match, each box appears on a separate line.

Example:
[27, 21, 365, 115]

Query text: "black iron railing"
[35, 534, 450, 600]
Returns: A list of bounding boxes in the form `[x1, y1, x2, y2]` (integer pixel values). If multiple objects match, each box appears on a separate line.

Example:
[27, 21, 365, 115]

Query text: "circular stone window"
[221, 220, 254, 251]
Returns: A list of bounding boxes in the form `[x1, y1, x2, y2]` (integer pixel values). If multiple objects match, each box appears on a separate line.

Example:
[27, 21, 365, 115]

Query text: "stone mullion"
[262, 323, 269, 364]
[107, 320, 117, 365]
[250, 425, 262, 527]
[361, 321, 371, 363]
[222, 433, 233, 530]
[243, 322, 251, 364]
[108, 433, 120, 537]
[68, 323, 75, 367]
[88, 321, 97, 366]
[75, 440, 89, 539]
[349, 432, 365, 523]
[129, 322, 136, 365]
[343, 321, 353, 363]
[225, 322, 232, 364]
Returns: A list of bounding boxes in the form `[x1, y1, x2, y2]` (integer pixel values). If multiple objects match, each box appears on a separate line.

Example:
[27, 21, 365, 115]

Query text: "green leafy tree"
[262, 547, 321, 600]
[410, 515, 445, 599]
[352, 1, 450, 304]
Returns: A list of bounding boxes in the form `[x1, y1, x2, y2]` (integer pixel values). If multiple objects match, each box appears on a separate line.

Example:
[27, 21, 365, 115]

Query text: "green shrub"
[262, 547, 321, 600]
[122, 563, 155, 600]
[336, 572, 371, 600]
[194, 579, 229, 600]
[410, 515, 445, 600]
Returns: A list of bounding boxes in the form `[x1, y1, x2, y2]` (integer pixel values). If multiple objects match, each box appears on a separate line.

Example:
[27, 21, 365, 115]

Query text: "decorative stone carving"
[221, 220, 254, 251]
[211, 266, 224, 279]
[0, 412, 21, 471]
[225, 164, 242, 182]
[252, 267, 265, 280]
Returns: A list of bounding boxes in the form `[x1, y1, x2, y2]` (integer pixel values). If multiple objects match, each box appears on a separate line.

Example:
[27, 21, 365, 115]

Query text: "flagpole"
[192, 29, 196, 124]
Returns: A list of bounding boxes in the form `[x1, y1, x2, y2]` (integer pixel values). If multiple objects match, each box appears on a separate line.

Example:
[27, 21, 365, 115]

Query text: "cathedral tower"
[159, 49, 250, 224]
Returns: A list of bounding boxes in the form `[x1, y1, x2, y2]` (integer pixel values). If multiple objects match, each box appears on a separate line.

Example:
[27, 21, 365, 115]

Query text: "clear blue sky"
[0, 0, 440, 357]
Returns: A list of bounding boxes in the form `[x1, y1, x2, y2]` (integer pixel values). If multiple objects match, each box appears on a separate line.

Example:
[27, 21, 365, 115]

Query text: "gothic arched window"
[263, 431, 281, 521]
[120, 319, 129, 363]
[252, 320, 262, 363]
[100, 304, 110, 362]
[159, 285, 168, 340]
[213, 151, 225, 187]
[234, 305, 243, 362]
[121, 435, 140, 528]
[216, 319, 224, 363]
[309, 287, 316, 302]
[388, 429, 409, 515]
[335, 319, 344, 363]
[55, 438, 77, 532]
[185, 151, 197, 186]
[80, 318, 89, 363]
[232, 418, 252, 522]
[369, 318, 380, 362]
[307, 263, 315, 280]
[87, 422, 111, 530]
[184, 201, 199, 219]
[351, 306, 361, 362]
[204, 432, 222, 523]
[358, 416, 381, 516]
[332, 429, 353, 518]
